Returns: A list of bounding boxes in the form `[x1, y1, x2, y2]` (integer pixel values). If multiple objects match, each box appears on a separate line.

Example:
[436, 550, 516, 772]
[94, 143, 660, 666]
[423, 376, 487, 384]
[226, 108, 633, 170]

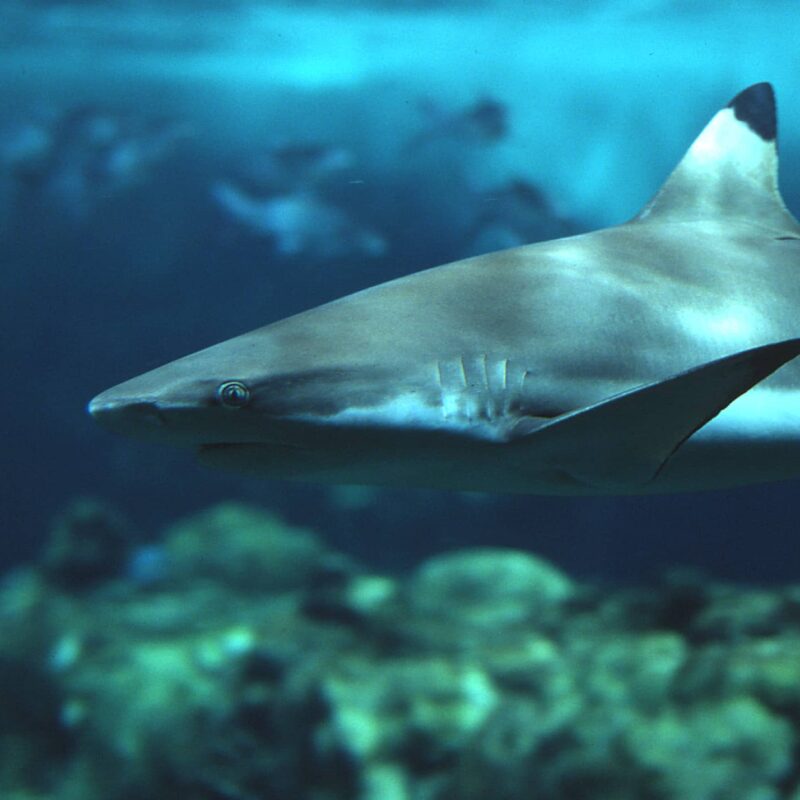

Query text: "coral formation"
[2, 502, 800, 798]
[41, 499, 135, 590]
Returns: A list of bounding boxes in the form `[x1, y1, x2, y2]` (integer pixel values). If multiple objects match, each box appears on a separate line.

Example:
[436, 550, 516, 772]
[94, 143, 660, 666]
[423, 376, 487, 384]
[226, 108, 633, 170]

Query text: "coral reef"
[41, 499, 135, 590]
[2, 503, 800, 798]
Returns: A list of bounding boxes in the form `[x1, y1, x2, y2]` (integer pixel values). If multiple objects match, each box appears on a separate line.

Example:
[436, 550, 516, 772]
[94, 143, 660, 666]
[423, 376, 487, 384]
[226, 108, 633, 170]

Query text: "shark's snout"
[88, 391, 166, 436]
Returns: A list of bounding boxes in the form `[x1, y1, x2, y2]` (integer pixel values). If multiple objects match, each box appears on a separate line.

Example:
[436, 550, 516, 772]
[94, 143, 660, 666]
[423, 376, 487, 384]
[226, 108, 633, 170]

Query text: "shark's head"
[88, 328, 290, 449]
[87, 289, 490, 485]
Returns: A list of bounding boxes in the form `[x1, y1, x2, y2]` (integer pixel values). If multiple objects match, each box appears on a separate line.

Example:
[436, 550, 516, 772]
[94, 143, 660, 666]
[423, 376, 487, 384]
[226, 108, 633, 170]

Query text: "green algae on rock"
[42, 499, 135, 591]
[163, 502, 330, 593]
[409, 548, 573, 630]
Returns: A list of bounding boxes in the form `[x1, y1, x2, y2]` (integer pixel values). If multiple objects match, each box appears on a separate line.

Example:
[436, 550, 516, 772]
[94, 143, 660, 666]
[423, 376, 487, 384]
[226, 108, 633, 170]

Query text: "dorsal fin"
[635, 83, 800, 232]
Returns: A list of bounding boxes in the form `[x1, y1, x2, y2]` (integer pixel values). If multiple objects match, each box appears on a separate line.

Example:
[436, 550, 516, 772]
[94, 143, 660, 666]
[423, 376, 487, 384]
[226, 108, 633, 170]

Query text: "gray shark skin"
[89, 83, 800, 495]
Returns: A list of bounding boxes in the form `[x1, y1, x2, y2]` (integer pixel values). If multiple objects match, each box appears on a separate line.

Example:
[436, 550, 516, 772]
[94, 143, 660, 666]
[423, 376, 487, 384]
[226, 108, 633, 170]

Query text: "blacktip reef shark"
[89, 83, 800, 495]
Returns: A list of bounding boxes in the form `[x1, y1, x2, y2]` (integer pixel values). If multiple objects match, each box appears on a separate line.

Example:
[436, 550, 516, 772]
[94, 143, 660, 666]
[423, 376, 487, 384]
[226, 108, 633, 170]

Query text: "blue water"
[3, 0, 800, 582]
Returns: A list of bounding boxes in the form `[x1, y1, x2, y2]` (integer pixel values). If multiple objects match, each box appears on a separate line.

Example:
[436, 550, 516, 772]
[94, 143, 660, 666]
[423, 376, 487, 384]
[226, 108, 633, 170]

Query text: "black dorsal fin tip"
[727, 82, 776, 141]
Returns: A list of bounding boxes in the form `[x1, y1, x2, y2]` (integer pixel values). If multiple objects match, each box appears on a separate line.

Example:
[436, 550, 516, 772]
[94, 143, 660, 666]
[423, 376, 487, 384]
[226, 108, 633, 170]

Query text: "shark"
[89, 83, 800, 495]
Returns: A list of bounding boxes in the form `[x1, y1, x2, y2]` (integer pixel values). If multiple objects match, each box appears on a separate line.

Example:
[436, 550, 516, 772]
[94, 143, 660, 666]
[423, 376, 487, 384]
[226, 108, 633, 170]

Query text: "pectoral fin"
[511, 339, 800, 490]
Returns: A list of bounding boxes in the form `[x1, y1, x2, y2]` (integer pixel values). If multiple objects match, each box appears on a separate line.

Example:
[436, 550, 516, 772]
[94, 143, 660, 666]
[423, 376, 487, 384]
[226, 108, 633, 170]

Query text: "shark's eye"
[217, 381, 250, 408]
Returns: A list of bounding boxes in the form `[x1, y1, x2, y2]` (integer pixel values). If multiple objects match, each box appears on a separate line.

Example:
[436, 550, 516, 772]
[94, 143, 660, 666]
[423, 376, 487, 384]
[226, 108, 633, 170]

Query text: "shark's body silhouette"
[90, 84, 800, 494]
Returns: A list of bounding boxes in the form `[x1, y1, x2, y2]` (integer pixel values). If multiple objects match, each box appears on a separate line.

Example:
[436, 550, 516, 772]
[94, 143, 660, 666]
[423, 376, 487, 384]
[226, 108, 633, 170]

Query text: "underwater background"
[4, 1, 800, 798]
[4, 0, 800, 582]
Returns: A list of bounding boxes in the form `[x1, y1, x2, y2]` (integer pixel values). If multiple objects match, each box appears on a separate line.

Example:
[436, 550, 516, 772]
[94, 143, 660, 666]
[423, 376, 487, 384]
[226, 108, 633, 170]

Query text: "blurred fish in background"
[406, 95, 509, 151]
[464, 177, 579, 254]
[212, 134, 387, 261]
[0, 111, 55, 228]
[212, 182, 387, 259]
[246, 141, 356, 191]
[1, 104, 191, 223]
[0, 114, 54, 181]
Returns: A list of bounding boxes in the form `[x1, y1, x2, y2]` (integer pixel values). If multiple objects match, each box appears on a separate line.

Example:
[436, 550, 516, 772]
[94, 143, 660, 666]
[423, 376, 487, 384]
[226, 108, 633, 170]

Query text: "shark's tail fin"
[635, 83, 800, 233]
